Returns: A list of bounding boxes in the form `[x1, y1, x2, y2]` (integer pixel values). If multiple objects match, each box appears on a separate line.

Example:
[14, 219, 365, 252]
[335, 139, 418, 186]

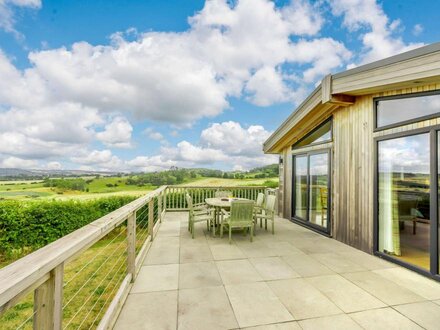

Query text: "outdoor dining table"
[205, 197, 253, 236]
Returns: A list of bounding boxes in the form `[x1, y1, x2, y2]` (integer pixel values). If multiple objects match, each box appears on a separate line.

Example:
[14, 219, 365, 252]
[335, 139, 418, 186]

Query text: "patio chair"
[254, 194, 276, 234]
[186, 194, 213, 239]
[215, 190, 231, 198]
[254, 192, 265, 228]
[220, 200, 255, 244]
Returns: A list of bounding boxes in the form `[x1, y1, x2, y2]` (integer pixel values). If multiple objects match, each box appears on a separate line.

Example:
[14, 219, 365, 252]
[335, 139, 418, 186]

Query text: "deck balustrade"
[0, 185, 275, 330]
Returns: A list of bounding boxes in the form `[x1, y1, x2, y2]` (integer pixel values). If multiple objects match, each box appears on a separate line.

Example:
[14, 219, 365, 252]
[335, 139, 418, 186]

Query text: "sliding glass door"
[293, 150, 331, 233]
[377, 133, 430, 270]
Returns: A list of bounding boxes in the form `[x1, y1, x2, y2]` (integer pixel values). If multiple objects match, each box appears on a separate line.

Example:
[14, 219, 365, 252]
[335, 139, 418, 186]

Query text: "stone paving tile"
[241, 321, 301, 329]
[179, 261, 222, 289]
[268, 278, 342, 320]
[178, 286, 238, 330]
[393, 301, 440, 330]
[209, 243, 246, 260]
[310, 253, 367, 273]
[349, 307, 423, 330]
[216, 259, 263, 285]
[249, 257, 300, 280]
[306, 274, 386, 313]
[131, 264, 179, 293]
[281, 254, 335, 277]
[298, 314, 362, 330]
[180, 245, 213, 263]
[115, 213, 440, 330]
[342, 271, 426, 305]
[225, 282, 294, 328]
[114, 291, 177, 330]
[373, 267, 440, 300]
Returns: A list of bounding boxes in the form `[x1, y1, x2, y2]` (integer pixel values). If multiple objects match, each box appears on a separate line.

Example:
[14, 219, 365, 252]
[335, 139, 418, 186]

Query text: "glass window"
[294, 156, 308, 220]
[378, 133, 430, 270]
[293, 120, 332, 149]
[309, 153, 329, 227]
[376, 92, 440, 129]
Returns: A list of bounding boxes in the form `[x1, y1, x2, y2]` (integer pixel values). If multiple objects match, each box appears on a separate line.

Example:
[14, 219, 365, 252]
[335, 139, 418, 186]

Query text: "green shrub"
[0, 196, 135, 263]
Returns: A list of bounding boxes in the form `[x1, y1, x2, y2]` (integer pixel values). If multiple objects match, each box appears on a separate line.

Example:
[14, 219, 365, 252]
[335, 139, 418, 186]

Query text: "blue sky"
[0, 0, 438, 172]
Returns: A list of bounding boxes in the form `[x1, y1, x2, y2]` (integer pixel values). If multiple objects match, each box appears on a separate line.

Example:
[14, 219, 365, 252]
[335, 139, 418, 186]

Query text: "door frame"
[292, 148, 332, 236]
[373, 126, 440, 281]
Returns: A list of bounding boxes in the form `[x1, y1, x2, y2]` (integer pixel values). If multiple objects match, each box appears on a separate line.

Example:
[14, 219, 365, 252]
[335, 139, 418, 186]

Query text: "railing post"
[34, 263, 63, 330]
[158, 193, 162, 223]
[148, 198, 154, 241]
[127, 212, 136, 282]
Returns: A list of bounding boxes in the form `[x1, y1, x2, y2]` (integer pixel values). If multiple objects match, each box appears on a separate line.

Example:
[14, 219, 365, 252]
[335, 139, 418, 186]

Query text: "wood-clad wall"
[281, 83, 440, 254]
[333, 95, 373, 252]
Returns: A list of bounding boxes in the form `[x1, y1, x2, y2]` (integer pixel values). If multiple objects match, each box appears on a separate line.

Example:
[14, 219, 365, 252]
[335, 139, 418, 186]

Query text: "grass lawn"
[0, 176, 278, 201]
[0, 225, 150, 329]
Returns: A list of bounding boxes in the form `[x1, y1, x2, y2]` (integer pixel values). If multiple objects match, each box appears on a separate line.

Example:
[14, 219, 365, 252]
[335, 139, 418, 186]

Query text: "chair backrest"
[230, 200, 254, 223]
[256, 193, 265, 208]
[186, 194, 194, 213]
[265, 195, 277, 213]
[215, 190, 231, 198]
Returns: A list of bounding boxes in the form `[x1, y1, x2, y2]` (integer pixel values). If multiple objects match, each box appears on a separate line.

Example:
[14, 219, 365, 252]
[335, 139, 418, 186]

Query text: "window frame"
[373, 125, 440, 281]
[292, 117, 333, 150]
[374, 90, 440, 132]
[292, 148, 332, 236]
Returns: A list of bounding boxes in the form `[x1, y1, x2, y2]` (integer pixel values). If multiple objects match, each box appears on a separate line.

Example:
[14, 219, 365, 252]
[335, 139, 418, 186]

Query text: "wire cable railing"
[0, 185, 275, 330]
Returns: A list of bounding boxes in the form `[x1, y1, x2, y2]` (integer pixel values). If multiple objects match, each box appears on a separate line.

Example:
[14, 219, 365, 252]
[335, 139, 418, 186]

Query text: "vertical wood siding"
[281, 83, 440, 254]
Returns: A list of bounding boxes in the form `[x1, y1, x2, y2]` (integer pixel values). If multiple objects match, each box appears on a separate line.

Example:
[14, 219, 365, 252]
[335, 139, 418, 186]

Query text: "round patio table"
[205, 197, 253, 236]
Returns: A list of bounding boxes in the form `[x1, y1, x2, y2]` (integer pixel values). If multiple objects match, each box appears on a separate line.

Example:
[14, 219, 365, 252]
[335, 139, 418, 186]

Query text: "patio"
[114, 212, 440, 330]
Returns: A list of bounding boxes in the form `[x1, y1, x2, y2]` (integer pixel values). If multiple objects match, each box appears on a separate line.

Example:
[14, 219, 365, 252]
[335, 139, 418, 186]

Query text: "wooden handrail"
[168, 185, 266, 188]
[0, 184, 274, 329]
[0, 185, 167, 320]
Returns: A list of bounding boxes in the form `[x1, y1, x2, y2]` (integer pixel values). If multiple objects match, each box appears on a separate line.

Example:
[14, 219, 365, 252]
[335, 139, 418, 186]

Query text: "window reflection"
[378, 133, 430, 270]
[309, 154, 329, 227]
[377, 93, 440, 128]
[293, 120, 332, 149]
[294, 156, 308, 220]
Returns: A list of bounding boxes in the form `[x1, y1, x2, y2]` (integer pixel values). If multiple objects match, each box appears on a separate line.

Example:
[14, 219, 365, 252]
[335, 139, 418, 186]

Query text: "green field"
[0, 175, 278, 201]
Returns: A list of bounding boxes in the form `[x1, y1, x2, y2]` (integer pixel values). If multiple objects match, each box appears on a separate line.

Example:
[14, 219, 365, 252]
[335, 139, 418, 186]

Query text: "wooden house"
[264, 42, 440, 279]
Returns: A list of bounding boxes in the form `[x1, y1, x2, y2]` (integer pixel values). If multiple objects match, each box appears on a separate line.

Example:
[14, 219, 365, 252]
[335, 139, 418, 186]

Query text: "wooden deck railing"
[0, 185, 276, 330]
[164, 186, 267, 210]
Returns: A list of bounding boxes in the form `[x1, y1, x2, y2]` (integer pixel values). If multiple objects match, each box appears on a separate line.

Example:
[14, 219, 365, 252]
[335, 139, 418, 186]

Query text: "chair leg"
[229, 227, 232, 244]
[265, 219, 267, 230]
[250, 225, 253, 242]
[192, 222, 195, 239]
[272, 218, 274, 235]
[220, 223, 223, 238]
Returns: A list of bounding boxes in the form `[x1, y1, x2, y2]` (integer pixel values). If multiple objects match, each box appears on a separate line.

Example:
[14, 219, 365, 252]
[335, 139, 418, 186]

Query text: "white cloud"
[0, 156, 38, 168]
[200, 121, 270, 157]
[96, 116, 133, 148]
[70, 149, 125, 172]
[412, 24, 423, 36]
[0, 0, 41, 39]
[327, 0, 423, 65]
[46, 161, 62, 170]
[126, 155, 176, 172]
[143, 127, 167, 144]
[281, 0, 324, 36]
[244, 66, 291, 106]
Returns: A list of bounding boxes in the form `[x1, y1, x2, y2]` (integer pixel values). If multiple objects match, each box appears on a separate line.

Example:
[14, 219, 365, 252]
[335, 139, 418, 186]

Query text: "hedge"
[0, 196, 136, 262]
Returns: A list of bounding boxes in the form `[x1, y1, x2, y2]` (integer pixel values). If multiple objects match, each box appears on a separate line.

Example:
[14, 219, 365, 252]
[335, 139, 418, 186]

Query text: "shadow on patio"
[114, 212, 440, 330]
